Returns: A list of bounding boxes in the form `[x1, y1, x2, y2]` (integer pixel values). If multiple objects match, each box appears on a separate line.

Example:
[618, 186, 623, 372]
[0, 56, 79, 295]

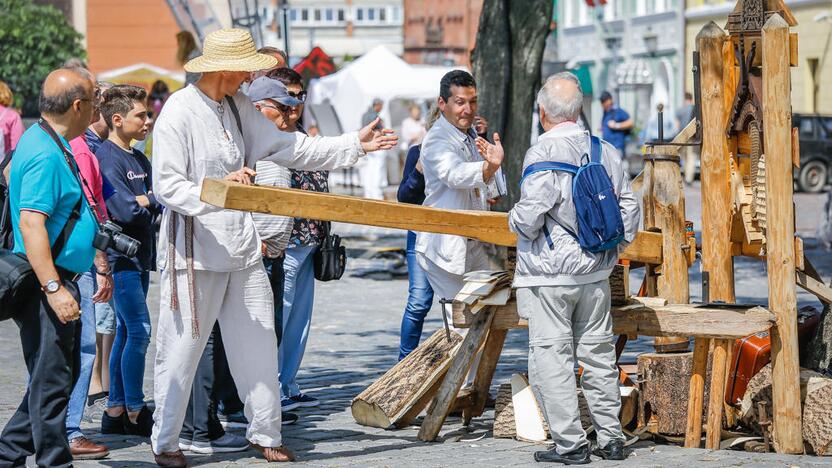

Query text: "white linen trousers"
[150, 263, 282, 454]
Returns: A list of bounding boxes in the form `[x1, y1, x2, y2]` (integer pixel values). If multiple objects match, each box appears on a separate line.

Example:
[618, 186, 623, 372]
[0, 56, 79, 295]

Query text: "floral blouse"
[288, 169, 329, 247]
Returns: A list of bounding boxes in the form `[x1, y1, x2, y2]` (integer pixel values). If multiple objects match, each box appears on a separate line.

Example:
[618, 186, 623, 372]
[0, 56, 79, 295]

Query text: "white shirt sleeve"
[235, 94, 365, 171]
[152, 115, 221, 217]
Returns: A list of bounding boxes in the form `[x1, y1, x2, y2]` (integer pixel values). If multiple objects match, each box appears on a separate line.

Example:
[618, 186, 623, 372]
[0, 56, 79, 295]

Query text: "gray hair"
[537, 71, 583, 124]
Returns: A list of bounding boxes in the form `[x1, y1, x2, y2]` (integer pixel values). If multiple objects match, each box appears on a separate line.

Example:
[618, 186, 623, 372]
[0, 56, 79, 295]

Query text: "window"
[289, 8, 297, 21]
[325, 8, 334, 21]
[819, 117, 832, 139]
[379, 7, 386, 21]
[799, 117, 815, 138]
[338, 8, 345, 21]
[301, 8, 308, 21]
[368, 8, 375, 20]
[314, 8, 321, 21]
[392, 6, 402, 22]
[357, 7, 364, 21]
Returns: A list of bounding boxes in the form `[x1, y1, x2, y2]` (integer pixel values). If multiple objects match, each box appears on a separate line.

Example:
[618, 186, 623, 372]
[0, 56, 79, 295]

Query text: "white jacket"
[508, 122, 640, 287]
[415, 114, 493, 275]
[152, 85, 364, 272]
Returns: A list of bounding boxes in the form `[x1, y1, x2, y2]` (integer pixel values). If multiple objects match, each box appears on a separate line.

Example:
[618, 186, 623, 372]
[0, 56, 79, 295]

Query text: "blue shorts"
[95, 299, 116, 335]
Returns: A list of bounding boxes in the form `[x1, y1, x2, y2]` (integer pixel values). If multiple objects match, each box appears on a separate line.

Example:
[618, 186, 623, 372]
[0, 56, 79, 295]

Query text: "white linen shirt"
[415, 114, 492, 276]
[152, 84, 363, 272]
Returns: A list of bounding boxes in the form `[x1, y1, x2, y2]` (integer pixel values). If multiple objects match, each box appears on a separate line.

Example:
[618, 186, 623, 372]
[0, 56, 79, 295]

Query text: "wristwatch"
[42, 279, 61, 294]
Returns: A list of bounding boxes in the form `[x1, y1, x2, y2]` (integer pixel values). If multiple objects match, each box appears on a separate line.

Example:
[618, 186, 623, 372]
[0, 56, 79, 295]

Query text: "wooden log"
[493, 382, 515, 438]
[685, 338, 711, 448]
[740, 363, 832, 455]
[351, 329, 463, 428]
[609, 264, 629, 306]
[697, 21, 736, 304]
[453, 299, 776, 339]
[705, 339, 731, 449]
[762, 13, 803, 454]
[418, 308, 494, 441]
[200, 179, 664, 264]
[638, 352, 712, 436]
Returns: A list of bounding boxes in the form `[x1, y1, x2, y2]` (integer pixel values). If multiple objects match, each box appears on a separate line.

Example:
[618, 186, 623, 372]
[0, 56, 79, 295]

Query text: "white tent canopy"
[308, 45, 464, 133]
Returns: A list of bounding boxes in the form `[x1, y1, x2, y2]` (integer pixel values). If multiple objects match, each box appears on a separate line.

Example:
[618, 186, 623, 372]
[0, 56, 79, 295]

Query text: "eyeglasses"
[259, 102, 296, 113]
[287, 90, 307, 103]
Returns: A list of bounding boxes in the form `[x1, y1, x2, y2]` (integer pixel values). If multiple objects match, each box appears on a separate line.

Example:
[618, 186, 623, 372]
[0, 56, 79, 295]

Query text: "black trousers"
[0, 279, 80, 468]
[264, 256, 285, 346]
[181, 323, 245, 443]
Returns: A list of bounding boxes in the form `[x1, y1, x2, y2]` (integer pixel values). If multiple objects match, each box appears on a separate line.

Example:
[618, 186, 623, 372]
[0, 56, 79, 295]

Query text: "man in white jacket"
[415, 70, 504, 331]
[509, 72, 639, 464]
[150, 29, 396, 466]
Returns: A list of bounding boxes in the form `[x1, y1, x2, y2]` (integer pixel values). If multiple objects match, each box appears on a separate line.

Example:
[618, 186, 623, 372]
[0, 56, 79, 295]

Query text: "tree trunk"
[638, 352, 712, 435]
[471, 0, 553, 210]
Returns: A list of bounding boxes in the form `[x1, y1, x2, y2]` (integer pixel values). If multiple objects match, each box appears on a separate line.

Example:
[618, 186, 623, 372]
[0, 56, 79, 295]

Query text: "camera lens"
[112, 233, 141, 258]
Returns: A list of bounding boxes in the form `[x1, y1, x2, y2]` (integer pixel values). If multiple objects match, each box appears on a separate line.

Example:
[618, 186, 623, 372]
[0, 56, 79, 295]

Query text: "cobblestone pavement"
[3, 184, 832, 467]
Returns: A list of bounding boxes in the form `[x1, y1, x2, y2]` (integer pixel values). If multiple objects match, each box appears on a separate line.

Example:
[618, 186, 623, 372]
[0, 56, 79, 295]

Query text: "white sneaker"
[189, 433, 249, 454]
[178, 438, 192, 452]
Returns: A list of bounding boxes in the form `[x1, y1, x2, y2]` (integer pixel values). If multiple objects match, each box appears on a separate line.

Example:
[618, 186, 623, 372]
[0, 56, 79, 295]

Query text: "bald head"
[39, 68, 94, 117]
[537, 72, 583, 127]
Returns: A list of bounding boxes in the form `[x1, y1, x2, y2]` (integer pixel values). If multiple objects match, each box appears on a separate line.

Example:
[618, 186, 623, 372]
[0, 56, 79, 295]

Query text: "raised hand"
[476, 132, 504, 167]
[359, 117, 398, 153]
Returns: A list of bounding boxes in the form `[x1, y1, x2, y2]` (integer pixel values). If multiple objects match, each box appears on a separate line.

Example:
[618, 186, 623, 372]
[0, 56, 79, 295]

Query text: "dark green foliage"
[0, 0, 86, 116]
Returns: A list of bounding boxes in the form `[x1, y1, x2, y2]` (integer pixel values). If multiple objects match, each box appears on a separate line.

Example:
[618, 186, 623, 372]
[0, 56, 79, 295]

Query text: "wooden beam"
[200, 179, 664, 264]
[684, 338, 711, 448]
[797, 271, 832, 305]
[705, 339, 731, 449]
[698, 21, 736, 303]
[463, 328, 507, 425]
[762, 13, 803, 454]
[452, 299, 775, 339]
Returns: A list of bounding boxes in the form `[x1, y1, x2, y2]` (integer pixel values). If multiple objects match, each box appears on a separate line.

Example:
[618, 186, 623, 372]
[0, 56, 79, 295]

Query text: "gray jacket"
[508, 122, 639, 287]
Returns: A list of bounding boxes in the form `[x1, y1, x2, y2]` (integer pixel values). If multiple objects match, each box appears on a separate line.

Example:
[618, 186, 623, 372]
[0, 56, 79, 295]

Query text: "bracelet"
[95, 268, 111, 276]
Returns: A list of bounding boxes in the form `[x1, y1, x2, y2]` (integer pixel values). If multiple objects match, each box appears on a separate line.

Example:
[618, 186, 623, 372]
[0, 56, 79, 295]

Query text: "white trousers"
[519, 280, 623, 454]
[358, 151, 388, 200]
[151, 263, 282, 454]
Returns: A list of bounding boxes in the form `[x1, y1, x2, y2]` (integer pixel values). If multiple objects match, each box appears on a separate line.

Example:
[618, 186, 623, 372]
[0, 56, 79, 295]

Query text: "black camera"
[93, 221, 141, 257]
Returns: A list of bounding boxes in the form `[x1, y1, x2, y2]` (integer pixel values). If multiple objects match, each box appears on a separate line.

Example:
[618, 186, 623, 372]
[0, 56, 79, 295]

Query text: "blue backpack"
[520, 136, 625, 253]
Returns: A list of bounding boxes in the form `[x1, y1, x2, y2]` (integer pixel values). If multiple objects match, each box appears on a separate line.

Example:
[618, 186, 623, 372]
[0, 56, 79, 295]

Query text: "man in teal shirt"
[0, 68, 111, 468]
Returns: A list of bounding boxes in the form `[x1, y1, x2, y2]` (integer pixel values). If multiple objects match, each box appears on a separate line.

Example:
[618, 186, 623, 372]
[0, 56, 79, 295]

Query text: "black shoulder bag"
[313, 222, 346, 282]
[0, 121, 84, 319]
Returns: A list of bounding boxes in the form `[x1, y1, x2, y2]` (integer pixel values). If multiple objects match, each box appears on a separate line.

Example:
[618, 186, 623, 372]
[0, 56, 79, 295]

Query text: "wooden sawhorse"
[416, 297, 775, 448]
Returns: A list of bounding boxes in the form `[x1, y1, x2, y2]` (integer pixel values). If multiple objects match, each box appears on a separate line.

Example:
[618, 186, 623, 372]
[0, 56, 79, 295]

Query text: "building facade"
[557, 0, 685, 133]
[685, 0, 832, 114]
[401, 0, 483, 66]
[261, 0, 404, 59]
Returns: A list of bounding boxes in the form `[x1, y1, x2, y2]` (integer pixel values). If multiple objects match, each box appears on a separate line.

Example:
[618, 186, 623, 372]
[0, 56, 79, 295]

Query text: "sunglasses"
[259, 102, 296, 113]
[287, 90, 307, 103]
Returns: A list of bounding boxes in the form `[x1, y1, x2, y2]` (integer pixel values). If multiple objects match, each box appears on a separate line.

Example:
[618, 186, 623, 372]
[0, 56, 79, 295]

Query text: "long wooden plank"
[698, 21, 736, 304]
[762, 13, 803, 455]
[452, 299, 775, 339]
[200, 179, 663, 264]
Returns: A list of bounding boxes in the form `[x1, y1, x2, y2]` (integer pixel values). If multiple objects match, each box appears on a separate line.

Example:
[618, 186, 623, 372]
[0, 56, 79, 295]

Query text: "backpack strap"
[519, 161, 579, 187]
[225, 96, 243, 136]
[589, 135, 602, 163]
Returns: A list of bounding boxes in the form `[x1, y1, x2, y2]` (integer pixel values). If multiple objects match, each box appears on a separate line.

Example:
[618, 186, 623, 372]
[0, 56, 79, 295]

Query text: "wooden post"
[697, 22, 735, 304]
[762, 13, 803, 454]
[463, 328, 507, 425]
[684, 337, 710, 448]
[705, 339, 730, 449]
[418, 308, 495, 442]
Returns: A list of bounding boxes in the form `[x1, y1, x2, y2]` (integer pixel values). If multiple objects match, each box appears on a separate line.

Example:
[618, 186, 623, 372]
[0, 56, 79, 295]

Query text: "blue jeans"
[280, 245, 316, 399]
[108, 269, 151, 412]
[65, 270, 97, 441]
[398, 231, 435, 360]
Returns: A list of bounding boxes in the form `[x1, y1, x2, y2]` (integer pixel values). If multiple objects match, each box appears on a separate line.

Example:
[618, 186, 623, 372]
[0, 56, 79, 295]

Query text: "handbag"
[313, 222, 346, 282]
[0, 121, 84, 319]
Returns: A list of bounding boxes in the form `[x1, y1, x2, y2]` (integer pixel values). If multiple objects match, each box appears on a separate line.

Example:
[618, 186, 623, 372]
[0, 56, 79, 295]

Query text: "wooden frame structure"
[198, 0, 815, 453]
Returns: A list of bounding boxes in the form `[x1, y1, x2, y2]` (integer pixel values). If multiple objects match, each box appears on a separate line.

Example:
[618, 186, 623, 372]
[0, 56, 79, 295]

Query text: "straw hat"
[184, 29, 278, 73]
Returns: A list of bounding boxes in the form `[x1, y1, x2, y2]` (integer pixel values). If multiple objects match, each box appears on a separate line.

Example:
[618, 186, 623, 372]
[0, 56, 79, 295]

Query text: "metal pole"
[281, 5, 290, 56]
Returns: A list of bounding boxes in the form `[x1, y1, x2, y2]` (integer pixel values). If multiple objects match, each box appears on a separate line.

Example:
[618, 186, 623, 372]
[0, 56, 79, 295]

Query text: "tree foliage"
[0, 0, 86, 116]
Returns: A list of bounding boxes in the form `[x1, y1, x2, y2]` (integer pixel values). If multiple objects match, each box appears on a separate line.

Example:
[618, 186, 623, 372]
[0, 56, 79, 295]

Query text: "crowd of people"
[0, 26, 642, 467]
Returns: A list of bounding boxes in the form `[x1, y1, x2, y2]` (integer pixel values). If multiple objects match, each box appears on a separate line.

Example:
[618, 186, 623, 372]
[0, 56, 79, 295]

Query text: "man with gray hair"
[508, 72, 639, 464]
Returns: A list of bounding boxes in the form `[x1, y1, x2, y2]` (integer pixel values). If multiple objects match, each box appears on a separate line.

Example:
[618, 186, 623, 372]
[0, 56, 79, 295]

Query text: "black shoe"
[124, 405, 154, 437]
[101, 411, 126, 435]
[534, 445, 591, 464]
[593, 439, 626, 460]
[282, 412, 299, 426]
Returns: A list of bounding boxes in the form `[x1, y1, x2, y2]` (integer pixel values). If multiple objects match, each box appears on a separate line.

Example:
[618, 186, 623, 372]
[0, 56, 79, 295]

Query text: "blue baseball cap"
[245, 76, 303, 106]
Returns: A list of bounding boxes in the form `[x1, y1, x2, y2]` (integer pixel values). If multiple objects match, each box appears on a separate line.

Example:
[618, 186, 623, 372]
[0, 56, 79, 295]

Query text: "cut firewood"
[493, 383, 515, 438]
[609, 264, 630, 306]
[351, 329, 463, 428]
[739, 363, 832, 454]
[511, 373, 547, 443]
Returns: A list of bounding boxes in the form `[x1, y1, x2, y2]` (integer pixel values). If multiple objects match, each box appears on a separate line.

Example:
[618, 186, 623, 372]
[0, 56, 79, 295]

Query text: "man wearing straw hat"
[150, 28, 397, 466]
